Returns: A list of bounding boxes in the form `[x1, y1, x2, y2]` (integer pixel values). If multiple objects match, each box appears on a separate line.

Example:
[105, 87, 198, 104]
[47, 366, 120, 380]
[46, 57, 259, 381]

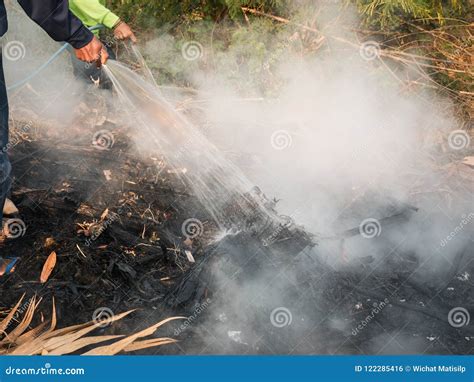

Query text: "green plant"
[353, 0, 470, 30]
[107, 0, 286, 27]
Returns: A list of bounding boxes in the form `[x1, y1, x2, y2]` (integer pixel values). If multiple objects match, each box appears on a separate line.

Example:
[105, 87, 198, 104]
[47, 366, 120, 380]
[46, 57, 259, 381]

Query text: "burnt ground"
[0, 91, 473, 355]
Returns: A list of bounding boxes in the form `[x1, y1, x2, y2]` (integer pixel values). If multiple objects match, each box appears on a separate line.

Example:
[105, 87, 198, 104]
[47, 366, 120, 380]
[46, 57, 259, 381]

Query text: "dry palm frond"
[0, 296, 184, 355]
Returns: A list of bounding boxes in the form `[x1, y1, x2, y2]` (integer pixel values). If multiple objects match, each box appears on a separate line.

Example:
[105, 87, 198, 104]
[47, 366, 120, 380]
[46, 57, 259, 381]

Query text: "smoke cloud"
[4, 0, 471, 354]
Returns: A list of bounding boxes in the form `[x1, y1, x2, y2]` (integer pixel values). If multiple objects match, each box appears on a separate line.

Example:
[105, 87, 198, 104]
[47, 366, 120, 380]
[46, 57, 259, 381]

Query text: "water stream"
[103, 61, 276, 230]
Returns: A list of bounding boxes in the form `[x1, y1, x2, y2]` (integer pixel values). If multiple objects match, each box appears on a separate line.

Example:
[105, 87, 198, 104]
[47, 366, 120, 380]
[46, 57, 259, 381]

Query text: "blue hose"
[7, 24, 104, 91]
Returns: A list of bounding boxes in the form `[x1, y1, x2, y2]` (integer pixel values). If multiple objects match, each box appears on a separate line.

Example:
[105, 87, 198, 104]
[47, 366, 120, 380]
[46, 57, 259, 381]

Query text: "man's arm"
[70, 0, 137, 42]
[17, 0, 108, 63]
[17, 0, 93, 48]
[69, 0, 120, 29]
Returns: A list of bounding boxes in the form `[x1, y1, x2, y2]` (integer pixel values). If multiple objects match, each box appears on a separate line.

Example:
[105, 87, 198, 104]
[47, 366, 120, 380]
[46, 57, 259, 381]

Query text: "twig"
[241, 7, 325, 44]
[76, 244, 87, 259]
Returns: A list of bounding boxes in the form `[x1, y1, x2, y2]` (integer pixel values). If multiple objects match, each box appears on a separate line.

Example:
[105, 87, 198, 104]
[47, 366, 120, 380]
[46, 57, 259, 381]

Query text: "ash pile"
[1, 87, 472, 355]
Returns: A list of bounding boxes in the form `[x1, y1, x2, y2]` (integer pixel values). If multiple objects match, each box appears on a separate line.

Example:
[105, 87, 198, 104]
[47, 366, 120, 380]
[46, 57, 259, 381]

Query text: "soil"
[0, 91, 472, 355]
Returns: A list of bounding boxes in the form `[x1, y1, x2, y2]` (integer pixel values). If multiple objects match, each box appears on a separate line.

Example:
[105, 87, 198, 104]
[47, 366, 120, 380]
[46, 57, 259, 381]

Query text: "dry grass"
[242, 7, 473, 118]
[0, 294, 183, 355]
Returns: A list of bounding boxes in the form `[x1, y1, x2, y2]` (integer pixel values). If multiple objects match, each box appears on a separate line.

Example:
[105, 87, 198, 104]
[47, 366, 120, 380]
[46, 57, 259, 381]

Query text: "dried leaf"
[123, 338, 177, 352]
[44, 237, 55, 248]
[7, 296, 37, 341]
[185, 250, 195, 263]
[0, 294, 25, 336]
[15, 321, 48, 345]
[49, 297, 57, 332]
[40, 251, 57, 283]
[42, 311, 135, 353]
[3, 198, 19, 215]
[49, 335, 123, 355]
[83, 316, 185, 355]
[103, 170, 112, 181]
[2, 298, 176, 356]
[462, 156, 474, 167]
[10, 310, 134, 355]
[100, 208, 109, 221]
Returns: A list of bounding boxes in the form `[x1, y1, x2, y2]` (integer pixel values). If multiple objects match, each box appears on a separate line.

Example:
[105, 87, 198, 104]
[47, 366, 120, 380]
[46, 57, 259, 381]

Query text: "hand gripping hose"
[7, 24, 104, 91]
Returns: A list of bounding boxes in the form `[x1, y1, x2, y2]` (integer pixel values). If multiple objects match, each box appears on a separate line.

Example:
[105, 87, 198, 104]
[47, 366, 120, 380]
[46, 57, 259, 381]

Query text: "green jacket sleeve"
[69, 0, 120, 29]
